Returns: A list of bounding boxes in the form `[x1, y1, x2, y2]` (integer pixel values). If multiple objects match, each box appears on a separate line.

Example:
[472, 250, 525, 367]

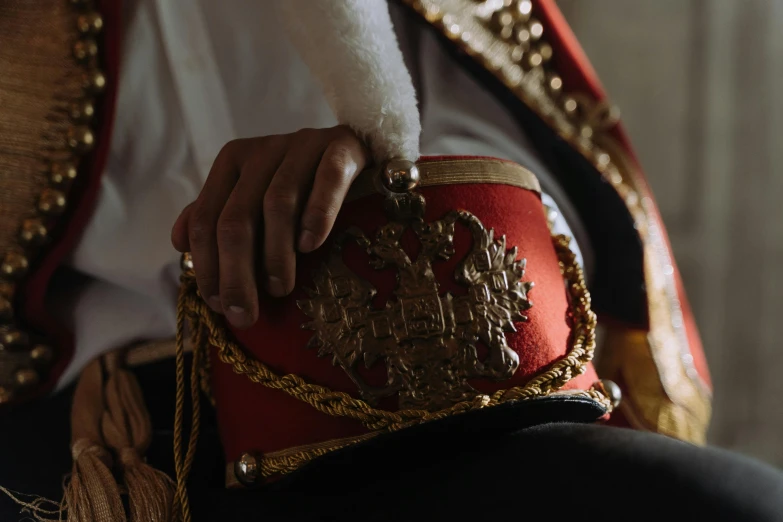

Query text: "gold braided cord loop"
[174, 233, 610, 488]
[177, 234, 607, 447]
[173, 284, 205, 522]
[259, 437, 374, 479]
[252, 385, 611, 480]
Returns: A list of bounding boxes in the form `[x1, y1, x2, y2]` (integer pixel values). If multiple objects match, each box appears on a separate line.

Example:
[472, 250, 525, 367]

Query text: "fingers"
[263, 130, 325, 297]
[216, 139, 284, 328]
[176, 126, 369, 323]
[171, 202, 194, 252]
[188, 144, 244, 314]
[298, 130, 368, 253]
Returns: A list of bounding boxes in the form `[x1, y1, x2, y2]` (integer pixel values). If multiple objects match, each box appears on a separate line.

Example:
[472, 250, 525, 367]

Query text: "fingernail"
[225, 305, 251, 328]
[267, 276, 287, 297]
[207, 295, 223, 313]
[298, 230, 317, 253]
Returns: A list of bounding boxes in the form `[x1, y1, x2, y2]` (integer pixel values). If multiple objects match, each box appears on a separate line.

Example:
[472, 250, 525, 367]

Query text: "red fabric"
[19, 0, 123, 398]
[213, 160, 598, 462]
[534, 0, 710, 387]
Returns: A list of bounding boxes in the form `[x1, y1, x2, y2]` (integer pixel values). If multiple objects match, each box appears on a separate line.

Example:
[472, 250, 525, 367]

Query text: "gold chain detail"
[178, 233, 605, 435]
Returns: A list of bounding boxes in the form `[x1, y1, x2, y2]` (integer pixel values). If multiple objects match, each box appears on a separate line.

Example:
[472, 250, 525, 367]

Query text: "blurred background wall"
[557, 0, 783, 465]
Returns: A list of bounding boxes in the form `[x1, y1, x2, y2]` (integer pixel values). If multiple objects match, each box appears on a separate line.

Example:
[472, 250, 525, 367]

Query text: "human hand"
[171, 125, 370, 329]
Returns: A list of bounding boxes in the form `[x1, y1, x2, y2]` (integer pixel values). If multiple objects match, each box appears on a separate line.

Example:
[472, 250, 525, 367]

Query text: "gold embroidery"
[225, 432, 382, 488]
[401, 0, 711, 441]
[0, 0, 107, 403]
[177, 231, 610, 480]
[298, 209, 533, 410]
[346, 157, 541, 201]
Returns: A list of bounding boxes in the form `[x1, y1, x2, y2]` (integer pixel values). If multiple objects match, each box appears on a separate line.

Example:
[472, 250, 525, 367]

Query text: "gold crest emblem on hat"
[298, 186, 534, 410]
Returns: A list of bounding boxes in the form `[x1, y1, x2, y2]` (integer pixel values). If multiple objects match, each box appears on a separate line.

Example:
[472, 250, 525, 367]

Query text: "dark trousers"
[2, 358, 782, 521]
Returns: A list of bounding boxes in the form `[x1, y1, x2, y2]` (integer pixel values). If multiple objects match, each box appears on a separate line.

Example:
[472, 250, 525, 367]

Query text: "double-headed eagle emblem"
[297, 209, 533, 410]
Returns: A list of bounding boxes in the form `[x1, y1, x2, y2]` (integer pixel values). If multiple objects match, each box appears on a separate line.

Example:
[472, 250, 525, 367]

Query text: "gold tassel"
[64, 351, 177, 521]
[1, 349, 179, 521]
[64, 358, 127, 522]
[101, 351, 176, 522]
[2, 309, 201, 521]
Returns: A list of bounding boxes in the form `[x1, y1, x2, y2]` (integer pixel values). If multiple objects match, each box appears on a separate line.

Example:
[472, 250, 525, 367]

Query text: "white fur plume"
[281, 0, 421, 163]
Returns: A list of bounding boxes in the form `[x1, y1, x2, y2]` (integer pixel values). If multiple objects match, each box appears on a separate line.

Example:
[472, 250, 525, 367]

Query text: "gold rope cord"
[173, 233, 610, 497]
[225, 432, 384, 487]
[173, 284, 204, 522]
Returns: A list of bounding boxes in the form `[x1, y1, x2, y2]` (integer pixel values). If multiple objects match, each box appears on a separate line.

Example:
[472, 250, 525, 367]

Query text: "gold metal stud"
[423, 4, 442, 22]
[525, 51, 543, 69]
[50, 162, 79, 185]
[595, 152, 611, 169]
[38, 189, 67, 215]
[514, 0, 532, 20]
[30, 345, 54, 365]
[77, 12, 103, 34]
[1, 252, 29, 278]
[181, 253, 195, 277]
[381, 159, 420, 193]
[538, 43, 553, 62]
[514, 26, 531, 46]
[600, 379, 622, 408]
[67, 126, 95, 153]
[69, 99, 95, 123]
[580, 125, 594, 139]
[73, 39, 98, 63]
[499, 25, 513, 40]
[606, 167, 623, 186]
[563, 97, 579, 116]
[492, 10, 515, 33]
[234, 452, 261, 487]
[529, 20, 544, 40]
[0, 296, 12, 322]
[546, 73, 563, 95]
[19, 218, 48, 246]
[15, 368, 39, 388]
[1, 329, 28, 348]
[446, 22, 462, 38]
[510, 45, 525, 63]
[81, 70, 106, 95]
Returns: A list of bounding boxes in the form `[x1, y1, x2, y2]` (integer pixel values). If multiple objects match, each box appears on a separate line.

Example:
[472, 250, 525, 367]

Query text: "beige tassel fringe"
[1, 351, 177, 521]
[101, 351, 176, 522]
[64, 358, 128, 522]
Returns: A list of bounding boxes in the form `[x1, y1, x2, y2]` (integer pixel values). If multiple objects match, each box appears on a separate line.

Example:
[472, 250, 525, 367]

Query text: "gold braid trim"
[174, 234, 609, 489]
[401, 0, 711, 443]
[227, 384, 610, 485]
[225, 432, 382, 488]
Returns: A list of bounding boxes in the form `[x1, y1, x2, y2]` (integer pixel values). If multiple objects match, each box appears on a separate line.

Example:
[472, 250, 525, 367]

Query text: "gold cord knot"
[71, 438, 112, 464]
[119, 447, 141, 467]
